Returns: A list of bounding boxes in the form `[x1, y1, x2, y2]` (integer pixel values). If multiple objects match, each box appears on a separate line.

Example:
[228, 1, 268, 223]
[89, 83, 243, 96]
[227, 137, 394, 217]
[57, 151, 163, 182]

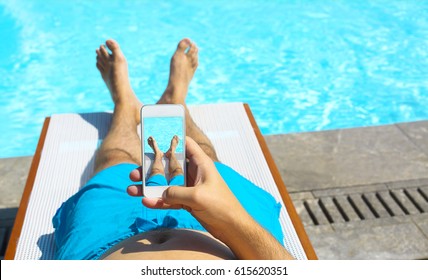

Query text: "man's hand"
[127, 136, 294, 260]
[127, 136, 248, 239]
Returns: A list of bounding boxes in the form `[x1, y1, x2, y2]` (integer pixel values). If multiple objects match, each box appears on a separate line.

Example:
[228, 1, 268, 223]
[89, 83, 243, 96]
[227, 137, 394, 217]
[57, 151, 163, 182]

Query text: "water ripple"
[1, 0, 428, 157]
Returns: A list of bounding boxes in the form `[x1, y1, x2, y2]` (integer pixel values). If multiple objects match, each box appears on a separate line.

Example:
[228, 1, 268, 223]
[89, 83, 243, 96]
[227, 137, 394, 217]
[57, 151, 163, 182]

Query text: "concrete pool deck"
[1, 120, 428, 259]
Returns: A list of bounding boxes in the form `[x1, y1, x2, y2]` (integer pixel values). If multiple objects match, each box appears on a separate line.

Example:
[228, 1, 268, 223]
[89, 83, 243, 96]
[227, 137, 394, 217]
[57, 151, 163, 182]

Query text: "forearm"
[217, 210, 295, 260]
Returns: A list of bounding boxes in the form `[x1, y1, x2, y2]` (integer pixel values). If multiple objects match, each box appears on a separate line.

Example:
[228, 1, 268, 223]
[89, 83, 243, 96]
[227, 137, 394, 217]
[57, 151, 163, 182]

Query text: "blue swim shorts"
[53, 162, 283, 259]
[146, 174, 185, 186]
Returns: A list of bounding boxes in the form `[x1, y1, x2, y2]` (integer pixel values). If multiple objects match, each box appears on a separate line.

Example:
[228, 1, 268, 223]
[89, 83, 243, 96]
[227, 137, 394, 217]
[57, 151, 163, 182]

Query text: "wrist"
[214, 206, 255, 245]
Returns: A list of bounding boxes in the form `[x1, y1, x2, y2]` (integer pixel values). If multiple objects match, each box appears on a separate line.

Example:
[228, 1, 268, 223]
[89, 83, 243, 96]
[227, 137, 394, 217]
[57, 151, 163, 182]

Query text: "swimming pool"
[1, 0, 428, 158]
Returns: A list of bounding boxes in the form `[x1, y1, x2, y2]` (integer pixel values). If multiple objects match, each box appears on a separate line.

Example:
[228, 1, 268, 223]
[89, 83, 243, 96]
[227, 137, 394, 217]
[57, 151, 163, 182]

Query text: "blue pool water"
[143, 117, 184, 154]
[1, 0, 428, 158]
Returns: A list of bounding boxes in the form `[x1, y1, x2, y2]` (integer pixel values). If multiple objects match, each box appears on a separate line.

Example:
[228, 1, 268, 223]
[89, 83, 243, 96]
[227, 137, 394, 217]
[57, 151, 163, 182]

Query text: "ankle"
[160, 85, 186, 105]
[154, 154, 164, 160]
[113, 103, 140, 125]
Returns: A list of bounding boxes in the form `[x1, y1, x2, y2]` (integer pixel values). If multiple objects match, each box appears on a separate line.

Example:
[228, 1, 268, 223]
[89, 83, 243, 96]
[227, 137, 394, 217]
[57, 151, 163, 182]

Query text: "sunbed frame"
[5, 103, 317, 260]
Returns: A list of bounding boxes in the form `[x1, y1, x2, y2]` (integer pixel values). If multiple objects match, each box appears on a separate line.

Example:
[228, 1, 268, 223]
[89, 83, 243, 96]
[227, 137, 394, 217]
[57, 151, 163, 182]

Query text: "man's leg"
[147, 136, 165, 177]
[95, 37, 218, 176]
[165, 135, 184, 180]
[94, 39, 142, 174]
[158, 39, 219, 162]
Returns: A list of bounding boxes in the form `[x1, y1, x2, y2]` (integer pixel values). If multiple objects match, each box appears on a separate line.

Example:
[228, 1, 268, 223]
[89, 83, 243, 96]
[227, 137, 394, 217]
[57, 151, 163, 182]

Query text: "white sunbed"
[5, 102, 316, 260]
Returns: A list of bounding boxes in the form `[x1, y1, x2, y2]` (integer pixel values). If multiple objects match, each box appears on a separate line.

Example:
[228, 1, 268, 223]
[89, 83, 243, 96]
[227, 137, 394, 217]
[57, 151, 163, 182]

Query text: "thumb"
[185, 136, 213, 164]
[162, 186, 196, 209]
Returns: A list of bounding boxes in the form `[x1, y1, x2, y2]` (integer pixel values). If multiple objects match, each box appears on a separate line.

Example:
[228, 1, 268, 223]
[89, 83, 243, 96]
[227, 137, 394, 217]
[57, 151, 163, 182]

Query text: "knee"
[96, 148, 140, 168]
[150, 167, 164, 176]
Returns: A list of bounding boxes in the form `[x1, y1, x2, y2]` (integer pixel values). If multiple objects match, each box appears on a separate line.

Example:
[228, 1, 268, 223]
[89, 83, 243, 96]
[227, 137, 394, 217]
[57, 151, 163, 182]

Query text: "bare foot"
[158, 38, 198, 105]
[96, 39, 142, 122]
[148, 136, 164, 158]
[165, 135, 179, 159]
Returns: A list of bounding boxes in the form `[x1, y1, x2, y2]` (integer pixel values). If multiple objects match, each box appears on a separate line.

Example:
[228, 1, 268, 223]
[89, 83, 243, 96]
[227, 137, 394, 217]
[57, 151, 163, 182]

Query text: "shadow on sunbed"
[78, 112, 112, 188]
[37, 232, 55, 260]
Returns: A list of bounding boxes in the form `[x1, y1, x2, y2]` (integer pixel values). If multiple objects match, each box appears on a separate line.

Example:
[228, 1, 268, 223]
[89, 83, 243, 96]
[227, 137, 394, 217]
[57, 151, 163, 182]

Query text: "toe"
[187, 42, 199, 68]
[188, 41, 198, 55]
[96, 54, 105, 66]
[177, 38, 191, 52]
[106, 39, 125, 59]
[96, 49, 103, 61]
[100, 45, 109, 59]
[96, 61, 104, 72]
[96, 53, 106, 70]
[106, 39, 119, 50]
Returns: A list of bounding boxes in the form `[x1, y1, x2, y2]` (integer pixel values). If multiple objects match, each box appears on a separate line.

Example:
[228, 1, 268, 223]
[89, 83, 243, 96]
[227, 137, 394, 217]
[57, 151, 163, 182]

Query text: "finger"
[185, 137, 212, 164]
[142, 197, 183, 210]
[129, 166, 143, 181]
[127, 184, 143, 196]
[185, 137, 217, 183]
[162, 185, 196, 207]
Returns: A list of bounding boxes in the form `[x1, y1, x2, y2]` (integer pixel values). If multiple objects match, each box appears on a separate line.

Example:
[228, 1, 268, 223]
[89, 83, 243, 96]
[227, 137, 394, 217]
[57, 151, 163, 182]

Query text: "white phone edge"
[144, 186, 169, 198]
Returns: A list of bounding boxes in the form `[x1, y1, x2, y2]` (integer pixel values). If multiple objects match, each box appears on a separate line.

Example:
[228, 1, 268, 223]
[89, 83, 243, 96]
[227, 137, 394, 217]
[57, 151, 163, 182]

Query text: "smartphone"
[141, 104, 186, 198]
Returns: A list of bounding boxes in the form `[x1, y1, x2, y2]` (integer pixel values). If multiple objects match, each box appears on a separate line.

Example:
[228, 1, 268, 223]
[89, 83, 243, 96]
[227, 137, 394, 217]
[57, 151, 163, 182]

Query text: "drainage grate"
[0, 227, 10, 260]
[0, 208, 18, 260]
[296, 186, 428, 226]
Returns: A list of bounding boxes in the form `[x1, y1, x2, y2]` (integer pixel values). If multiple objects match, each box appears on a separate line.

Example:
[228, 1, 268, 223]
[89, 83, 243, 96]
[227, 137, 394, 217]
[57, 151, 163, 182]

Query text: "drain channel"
[297, 187, 428, 226]
[362, 194, 379, 218]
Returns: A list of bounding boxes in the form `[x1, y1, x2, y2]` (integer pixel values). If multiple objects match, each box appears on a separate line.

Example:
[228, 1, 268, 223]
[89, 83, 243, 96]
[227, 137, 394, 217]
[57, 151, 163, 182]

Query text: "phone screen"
[142, 115, 185, 189]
